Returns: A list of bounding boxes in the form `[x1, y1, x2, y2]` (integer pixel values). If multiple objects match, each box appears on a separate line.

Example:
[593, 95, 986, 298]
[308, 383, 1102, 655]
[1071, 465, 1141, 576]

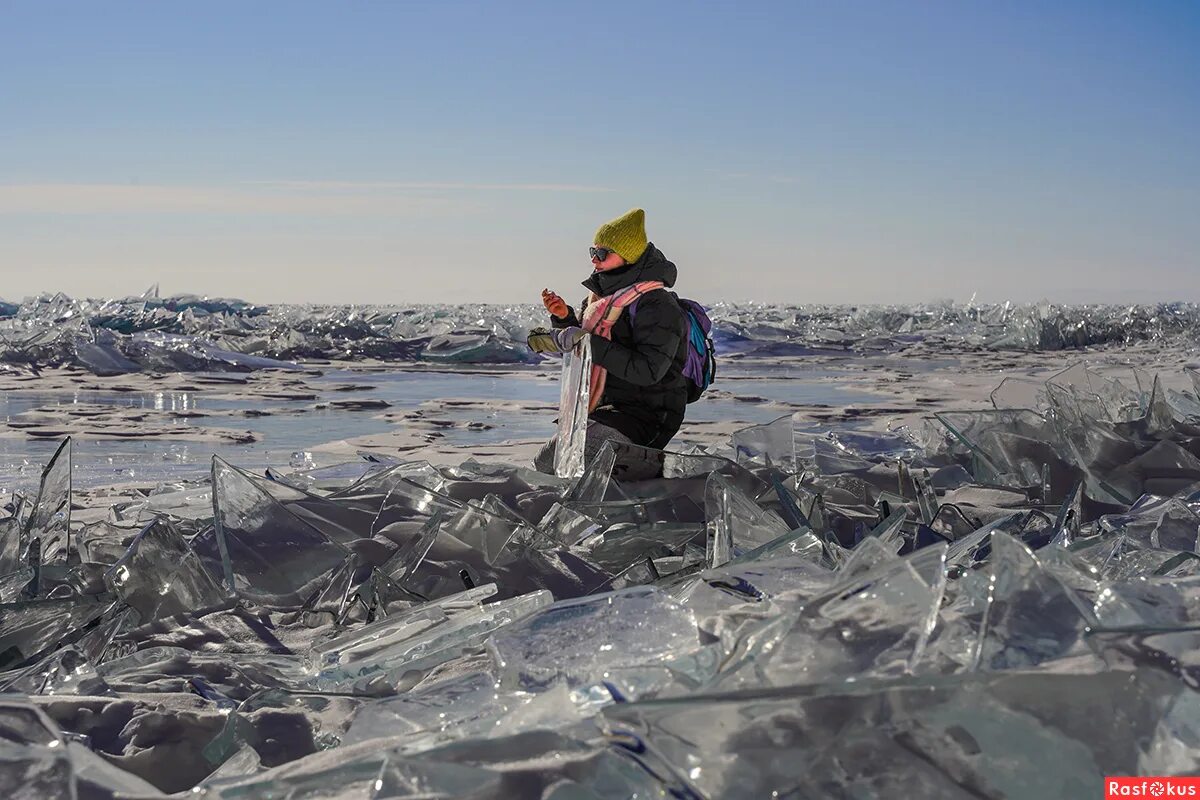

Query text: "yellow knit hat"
[593, 208, 648, 264]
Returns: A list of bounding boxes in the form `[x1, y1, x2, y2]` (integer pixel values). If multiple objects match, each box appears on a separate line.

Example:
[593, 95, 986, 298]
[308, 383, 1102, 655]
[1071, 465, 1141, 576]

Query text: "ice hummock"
[4, 290, 1200, 375]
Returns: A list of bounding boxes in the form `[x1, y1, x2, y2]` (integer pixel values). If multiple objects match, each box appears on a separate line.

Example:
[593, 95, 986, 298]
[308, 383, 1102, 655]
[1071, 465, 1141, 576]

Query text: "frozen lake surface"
[0, 368, 885, 489]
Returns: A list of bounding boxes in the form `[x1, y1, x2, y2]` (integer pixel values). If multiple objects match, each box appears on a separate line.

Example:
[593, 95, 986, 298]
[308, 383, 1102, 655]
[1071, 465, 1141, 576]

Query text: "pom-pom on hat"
[593, 208, 648, 264]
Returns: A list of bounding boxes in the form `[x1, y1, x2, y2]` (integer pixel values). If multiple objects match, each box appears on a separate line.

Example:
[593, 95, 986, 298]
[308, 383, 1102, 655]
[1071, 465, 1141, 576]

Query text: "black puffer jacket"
[551, 244, 688, 448]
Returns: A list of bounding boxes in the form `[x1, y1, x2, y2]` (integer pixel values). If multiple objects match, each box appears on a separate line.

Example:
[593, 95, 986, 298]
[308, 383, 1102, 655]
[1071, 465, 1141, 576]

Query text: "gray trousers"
[534, 420, 665, 482]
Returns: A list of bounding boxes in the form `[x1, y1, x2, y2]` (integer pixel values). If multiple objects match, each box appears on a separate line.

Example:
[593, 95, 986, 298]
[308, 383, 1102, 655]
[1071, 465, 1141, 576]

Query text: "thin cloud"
[0, 183, 455, 215]
[246, 180, 617, 192]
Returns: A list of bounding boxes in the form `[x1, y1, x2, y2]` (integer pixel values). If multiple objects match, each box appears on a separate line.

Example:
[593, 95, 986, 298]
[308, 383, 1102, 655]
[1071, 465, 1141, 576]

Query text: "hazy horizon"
[4, 1, 1197, 307]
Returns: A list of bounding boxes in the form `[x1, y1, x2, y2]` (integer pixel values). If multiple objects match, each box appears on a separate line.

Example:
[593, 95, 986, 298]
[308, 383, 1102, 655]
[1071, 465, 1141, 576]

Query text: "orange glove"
[541, 288, 570, 320]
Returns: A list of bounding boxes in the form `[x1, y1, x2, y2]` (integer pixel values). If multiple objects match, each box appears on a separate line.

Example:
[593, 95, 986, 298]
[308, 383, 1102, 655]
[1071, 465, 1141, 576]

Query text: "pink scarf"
[580, 280, 665, 413]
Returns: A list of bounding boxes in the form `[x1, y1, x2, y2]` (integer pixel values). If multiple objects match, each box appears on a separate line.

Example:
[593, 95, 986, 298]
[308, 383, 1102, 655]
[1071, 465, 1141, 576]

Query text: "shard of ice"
[104, 518, 233, 623]
[563, 441, 616, 504]
[22, 437, 72, 565]
[310, 589, 552, 693]
[704, 472, 789, 567]
[0, 508, 21, 578]
[731, 413, 795, 469]
[554, 338, 592, 478]
[0, 645, 110, 696]
[0, 596, 113, 671]
[209, 457, 349, 606]
[757, 544, 947, 685]
[487, 586, 705, 697]
[341, 671, 586, 754]
[601, 667, 1199, 798]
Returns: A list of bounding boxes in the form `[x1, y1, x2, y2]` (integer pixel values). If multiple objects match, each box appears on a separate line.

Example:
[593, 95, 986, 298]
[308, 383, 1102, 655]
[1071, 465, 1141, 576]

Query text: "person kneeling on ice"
[527, 207, 713, 481]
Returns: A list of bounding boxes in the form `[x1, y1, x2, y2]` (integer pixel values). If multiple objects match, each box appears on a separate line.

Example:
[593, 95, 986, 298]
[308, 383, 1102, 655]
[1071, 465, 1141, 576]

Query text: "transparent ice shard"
[189, 744, 262, 790]
[378, 512, 442, 585]
[0, 568, 33, 604]
[839, 535, 903, 577]
[990, 374, 1047, 410]
[312, 584, 497, 670]
[209, 456, 349, 606]
[810, 437, 875, 474]
[97, 646, 310, 699]
[342, 670, 532, 748]
[935, 409, 1055, 487]
[760, 544, 946, 685]
[537, 502, 606, 549]
[1100, 493, 1200, 552]
[772, 475, 811, 531]
[601, 667, 1189, 799]
[243, 470, 374, 545]
[0, 645, 110, 696]
[0, 506, 21, 576]
[1048, 478, 1083, 547]
[911, 467, 939, 524]
[944, 511, 1036, 569]
[683, 560, 829, 644]
[826, 429, 920, 462]
[74, 603, 137, 664]
[602, 557, 661, 593]
[301, 553, 379, 626]
[311, 589, 552, 692]
[487, 586, 703, 697]
[728, 527, 826, 567]
[868, 507, 908, 550]
[369, 476, 463, 541]
[0, 698, 64, 747]
[23, 437, 72, 564]
[442, 501, 524, 567]
[1045, 361, 1139, 423]
[199, 749, 504, 800]
[76, 520, 141, 565]
[704, 473, 790, 568]
[0, 745, 75, 798]
[489, 541, 611, 601]
[922, 533, 1100, 675]
[0, 596, 112, 671]
[1070, 532, 1200, 581]
[563, 441, 615, 504]
[68, 740, 167, 798]
[731, 414, 794, 469]
[104, 518, 232, 623]
[1052, 411, 1142, 506]
[555, 339, 592, 478]
[575, 522, 705, 575]
[272, 458, 391, 494]
[565, 493, 704, 527]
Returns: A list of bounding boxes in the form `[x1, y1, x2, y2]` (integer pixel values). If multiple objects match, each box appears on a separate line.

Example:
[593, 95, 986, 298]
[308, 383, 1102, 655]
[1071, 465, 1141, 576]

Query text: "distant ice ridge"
[1, 287, 1197, 374]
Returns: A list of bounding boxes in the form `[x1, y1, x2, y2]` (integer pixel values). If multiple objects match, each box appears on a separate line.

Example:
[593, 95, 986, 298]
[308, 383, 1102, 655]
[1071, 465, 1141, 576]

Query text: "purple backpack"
[630, 293, 716, 403]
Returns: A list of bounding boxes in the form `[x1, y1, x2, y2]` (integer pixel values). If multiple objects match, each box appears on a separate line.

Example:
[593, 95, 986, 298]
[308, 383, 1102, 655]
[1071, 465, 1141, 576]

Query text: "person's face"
[589, 246, 627, 271]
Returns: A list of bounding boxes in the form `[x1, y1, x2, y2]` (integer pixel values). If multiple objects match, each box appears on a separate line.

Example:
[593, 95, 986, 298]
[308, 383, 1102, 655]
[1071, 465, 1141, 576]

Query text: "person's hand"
[542, 288, 570, 319]
[527, 326, 586, 354]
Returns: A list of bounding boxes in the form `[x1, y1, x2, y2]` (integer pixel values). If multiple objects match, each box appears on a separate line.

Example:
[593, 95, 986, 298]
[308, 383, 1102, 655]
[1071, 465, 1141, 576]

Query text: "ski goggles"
[589, 246, 614, 261]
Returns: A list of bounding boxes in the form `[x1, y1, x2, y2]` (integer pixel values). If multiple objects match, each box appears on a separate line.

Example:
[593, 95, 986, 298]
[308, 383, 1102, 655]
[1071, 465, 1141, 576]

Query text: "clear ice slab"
[208, 457, 349, 607]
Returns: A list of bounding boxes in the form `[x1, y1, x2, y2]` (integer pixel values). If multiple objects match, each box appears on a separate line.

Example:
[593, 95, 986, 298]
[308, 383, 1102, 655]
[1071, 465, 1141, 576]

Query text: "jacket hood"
[582, 243, 677, 297]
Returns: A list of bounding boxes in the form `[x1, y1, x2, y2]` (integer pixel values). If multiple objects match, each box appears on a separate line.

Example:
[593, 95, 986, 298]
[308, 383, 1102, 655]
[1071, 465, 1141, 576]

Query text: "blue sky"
[2, 0, 1197, 305]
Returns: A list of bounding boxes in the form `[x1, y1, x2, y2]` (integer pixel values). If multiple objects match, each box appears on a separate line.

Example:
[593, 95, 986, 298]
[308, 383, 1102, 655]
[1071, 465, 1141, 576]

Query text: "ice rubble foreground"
[5, 363, 1200, 797]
